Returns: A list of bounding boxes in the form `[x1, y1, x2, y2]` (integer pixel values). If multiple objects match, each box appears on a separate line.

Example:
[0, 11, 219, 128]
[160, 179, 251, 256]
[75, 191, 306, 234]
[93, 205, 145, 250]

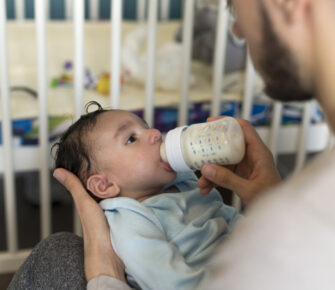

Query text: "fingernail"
[53, 170, 65, 183]
[202, 164, 216, 178]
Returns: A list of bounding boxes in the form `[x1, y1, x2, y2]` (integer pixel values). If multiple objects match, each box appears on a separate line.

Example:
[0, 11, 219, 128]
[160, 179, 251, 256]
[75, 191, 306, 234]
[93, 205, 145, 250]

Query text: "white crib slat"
[160, 0, 170, 21]
[74, 0, 85, 120]
[15, 0, 25, 20]
[137, 0, 146, 21]
[0, 0, 18, 253]
[35, 0, 51, 239]
[73, 0, 85, 235]
[210, 0, 229, 117]
[241, 52, 256, 120]
[0, 250, 31, 273]
[110, 0, 122, 108]
[144, 0, 158, 127]
[178, 0, 194, 126]
[90, 0, 99, 20]
[326, 122, 335, 149]
[45, 0, 50, 20]
[294, 101, 312, 172]
[268, 101, 283, 160]
[66, 0, 73, 20]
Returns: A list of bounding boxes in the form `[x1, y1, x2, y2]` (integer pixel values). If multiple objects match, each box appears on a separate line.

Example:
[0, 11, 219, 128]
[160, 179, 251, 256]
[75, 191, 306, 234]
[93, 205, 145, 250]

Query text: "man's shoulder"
[207, 149, 335, 290]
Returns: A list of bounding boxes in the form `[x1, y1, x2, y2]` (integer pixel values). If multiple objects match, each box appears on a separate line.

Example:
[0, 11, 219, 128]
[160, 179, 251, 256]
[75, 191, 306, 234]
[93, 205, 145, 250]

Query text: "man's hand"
[53, 168, 126, 282]
[198, 117, 281, 207]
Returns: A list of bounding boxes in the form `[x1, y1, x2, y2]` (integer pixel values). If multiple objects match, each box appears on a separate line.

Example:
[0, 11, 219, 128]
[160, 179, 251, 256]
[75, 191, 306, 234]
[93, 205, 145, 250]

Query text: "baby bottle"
[160, 117, 245, 172]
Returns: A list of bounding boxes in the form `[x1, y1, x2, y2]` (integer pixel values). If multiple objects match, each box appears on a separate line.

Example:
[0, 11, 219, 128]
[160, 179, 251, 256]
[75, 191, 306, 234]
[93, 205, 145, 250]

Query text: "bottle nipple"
[160, 142, 168, 163]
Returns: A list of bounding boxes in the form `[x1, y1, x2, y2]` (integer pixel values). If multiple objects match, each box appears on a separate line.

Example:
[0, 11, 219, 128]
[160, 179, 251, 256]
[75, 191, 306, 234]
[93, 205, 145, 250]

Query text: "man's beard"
[259, 4, 313, 102]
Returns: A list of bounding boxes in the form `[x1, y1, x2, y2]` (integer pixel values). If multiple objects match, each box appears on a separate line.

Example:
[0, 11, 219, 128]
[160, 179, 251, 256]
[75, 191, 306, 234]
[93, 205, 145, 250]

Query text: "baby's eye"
[126, 135, 136, 144]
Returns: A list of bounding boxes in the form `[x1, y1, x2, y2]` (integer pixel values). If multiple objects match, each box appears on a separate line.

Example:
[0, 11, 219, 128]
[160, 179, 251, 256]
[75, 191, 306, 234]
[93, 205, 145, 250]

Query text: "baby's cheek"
[136, 159, 162, 180]
[131, 158, 151, 174]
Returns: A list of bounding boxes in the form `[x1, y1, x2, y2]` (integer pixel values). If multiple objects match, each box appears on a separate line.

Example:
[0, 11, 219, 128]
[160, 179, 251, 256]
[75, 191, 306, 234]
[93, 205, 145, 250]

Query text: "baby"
[54, 101, 240, 289]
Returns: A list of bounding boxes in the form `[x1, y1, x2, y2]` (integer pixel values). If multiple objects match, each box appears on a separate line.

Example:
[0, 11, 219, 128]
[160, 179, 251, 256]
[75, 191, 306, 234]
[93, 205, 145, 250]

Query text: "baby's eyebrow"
[114, 121, 133, 139]
[134, 114, 150, 128]
[141, 118, 149, 128]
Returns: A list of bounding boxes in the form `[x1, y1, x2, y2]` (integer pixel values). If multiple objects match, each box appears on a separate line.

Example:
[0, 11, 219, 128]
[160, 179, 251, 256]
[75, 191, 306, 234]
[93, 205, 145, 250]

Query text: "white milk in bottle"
[160, 117, 245, 172]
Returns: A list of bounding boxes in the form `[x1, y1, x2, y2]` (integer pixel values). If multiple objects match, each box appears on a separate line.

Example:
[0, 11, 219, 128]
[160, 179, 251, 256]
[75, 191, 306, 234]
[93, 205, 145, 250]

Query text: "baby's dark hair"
[53, 101, 108, 202]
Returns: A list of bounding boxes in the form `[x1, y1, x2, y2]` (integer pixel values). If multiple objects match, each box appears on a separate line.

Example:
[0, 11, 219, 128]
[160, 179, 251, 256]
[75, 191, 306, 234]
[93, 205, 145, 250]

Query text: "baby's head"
[54, 102, 176, 202]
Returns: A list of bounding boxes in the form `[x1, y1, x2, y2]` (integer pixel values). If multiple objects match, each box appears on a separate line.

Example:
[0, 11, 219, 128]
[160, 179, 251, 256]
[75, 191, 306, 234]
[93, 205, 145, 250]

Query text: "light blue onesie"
[100, 172, 240, 290]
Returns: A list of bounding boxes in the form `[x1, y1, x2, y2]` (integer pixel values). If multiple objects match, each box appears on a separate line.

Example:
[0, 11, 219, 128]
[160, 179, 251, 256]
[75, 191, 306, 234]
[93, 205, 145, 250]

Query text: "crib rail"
[9, 0, 175, 21]
[73, 0, 85, 234]
[0, 0, 331, 275]
[0, 0, 18, 257]
[36, 0, 52, 240]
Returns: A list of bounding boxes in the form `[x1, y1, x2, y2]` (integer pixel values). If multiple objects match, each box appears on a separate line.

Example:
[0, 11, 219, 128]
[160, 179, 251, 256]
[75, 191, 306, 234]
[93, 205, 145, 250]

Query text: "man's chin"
[258, 3, 315, 104]
[264, 84, 314, 102]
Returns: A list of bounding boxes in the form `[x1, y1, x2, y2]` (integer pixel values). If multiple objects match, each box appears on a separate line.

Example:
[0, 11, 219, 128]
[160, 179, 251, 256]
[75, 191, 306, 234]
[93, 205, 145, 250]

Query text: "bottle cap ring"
[165, 126, 192, 172]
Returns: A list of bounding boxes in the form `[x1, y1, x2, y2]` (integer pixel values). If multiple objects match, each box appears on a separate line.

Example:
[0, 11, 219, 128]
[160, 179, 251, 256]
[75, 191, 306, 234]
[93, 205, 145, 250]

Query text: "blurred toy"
[96, 71, 130, 95]
[96, 73, 110, 95]
[84, 68, 98, 89]
[50, 73, 73, 88]
[50, 60, 129, 94]
[50, 60, 74, 88]
[64, 61, 73, 70]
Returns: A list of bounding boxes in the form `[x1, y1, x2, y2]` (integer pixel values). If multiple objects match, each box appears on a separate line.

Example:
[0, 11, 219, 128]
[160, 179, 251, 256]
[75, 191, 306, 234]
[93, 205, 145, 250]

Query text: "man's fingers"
[201, 163, 249, 194]
[198, 176, 215, 194]
[197, 175, 213, 188]
[206, 116, 223, 122]
[54, 168, 85, 198]
[200, 185, 214, 195]
[53, 168, 94, 215]
[54, 168, 109, 238]
[236, 118, 267, 150]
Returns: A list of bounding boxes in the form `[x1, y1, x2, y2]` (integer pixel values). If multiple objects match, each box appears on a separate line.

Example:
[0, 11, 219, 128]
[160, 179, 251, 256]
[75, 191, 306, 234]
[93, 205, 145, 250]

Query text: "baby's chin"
[168, 171, 178, 183]
[159, 170, 177, 186]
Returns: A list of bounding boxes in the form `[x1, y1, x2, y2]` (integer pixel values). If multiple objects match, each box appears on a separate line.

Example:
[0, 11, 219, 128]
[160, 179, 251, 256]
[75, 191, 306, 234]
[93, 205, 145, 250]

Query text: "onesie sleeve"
[101, 198, 208, 290]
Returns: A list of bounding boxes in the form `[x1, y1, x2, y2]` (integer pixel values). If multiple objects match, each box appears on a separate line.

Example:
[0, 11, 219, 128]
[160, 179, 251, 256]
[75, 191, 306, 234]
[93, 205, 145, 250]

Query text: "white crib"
[0, 0, 331, 274]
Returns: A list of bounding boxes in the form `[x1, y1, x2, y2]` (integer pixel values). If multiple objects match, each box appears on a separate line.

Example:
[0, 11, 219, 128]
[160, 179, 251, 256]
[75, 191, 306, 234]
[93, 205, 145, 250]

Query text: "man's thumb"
[53, 168, 66, 183]
[201, 163, 248, 194]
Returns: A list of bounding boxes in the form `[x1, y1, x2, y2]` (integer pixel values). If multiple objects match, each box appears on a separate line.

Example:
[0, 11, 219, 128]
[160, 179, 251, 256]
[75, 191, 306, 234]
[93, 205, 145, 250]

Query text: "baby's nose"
[149, 129, 161, 144]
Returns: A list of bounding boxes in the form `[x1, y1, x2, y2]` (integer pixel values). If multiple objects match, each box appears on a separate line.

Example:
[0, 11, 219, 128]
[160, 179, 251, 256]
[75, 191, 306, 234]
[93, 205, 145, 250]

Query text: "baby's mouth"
[164, 162, 174, 172]
[160, 158, 174, 172]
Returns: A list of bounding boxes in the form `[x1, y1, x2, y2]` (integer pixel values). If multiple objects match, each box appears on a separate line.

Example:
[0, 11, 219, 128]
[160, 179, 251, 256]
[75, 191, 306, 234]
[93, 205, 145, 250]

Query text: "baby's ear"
[87, 174, 120, 199]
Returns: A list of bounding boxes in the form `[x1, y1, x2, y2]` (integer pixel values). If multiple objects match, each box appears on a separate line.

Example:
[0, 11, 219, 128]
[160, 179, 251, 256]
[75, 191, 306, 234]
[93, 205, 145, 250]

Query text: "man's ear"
[86, 174, 120, 199]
